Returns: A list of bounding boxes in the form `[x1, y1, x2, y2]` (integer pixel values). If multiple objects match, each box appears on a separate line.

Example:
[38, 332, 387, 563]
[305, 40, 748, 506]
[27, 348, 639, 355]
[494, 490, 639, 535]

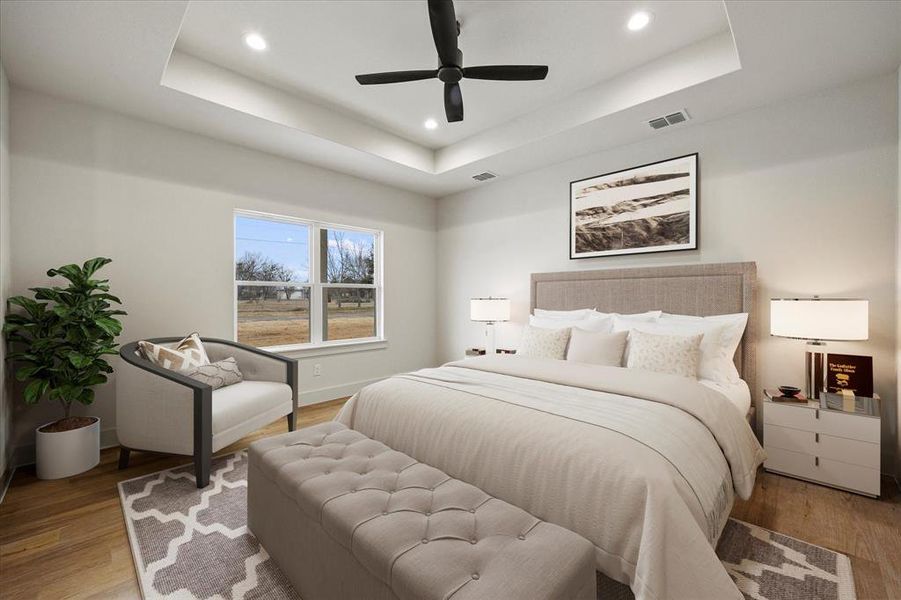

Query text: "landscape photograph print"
[570, 153, 698, 258]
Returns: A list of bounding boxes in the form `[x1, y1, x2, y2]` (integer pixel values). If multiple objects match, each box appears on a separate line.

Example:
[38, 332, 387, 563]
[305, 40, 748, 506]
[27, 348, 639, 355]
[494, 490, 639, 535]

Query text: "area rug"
[119, 451, 856, 600]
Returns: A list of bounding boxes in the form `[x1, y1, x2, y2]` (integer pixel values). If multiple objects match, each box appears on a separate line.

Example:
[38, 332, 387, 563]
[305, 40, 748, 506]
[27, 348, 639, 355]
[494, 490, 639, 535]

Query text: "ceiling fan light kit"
[355, 0, 549, 123]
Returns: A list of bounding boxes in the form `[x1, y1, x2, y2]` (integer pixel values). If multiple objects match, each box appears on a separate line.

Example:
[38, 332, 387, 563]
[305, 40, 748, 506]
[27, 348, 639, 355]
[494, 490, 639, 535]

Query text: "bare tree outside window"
[321, 229, 377, 340]
[235, 251, 298, 301]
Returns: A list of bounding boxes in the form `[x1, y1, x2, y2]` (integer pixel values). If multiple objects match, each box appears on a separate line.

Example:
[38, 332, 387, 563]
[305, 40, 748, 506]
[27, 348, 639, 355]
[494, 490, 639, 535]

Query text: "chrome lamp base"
[805, 341, 827, 400]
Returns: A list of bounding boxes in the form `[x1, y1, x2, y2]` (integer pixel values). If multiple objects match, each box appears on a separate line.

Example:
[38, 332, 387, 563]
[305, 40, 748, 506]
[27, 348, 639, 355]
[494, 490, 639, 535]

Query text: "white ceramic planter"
[35, 416, 100, 479]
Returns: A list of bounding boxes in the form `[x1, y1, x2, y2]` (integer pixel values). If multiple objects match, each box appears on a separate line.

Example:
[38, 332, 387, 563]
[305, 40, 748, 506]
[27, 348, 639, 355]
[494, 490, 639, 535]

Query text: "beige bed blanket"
[336, 356, 765, 600]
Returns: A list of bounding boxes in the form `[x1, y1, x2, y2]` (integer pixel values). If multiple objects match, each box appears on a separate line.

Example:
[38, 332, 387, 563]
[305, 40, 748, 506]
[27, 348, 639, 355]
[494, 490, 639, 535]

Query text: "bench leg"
[287, 410, 296, 432]
[118, 447, 131, 470]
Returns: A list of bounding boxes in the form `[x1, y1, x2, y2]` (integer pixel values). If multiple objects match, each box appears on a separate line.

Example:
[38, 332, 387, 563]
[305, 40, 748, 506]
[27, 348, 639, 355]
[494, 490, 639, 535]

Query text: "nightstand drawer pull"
[815, 409, 820, 419]
[815, 456, 819, 466]
[815, 433, 819, 443]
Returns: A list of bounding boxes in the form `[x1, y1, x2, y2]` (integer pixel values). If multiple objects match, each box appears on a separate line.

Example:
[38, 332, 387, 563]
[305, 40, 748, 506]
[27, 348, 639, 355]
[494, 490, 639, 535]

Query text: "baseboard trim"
[298, 377, 383, 406]
[0, 465, 15, 504]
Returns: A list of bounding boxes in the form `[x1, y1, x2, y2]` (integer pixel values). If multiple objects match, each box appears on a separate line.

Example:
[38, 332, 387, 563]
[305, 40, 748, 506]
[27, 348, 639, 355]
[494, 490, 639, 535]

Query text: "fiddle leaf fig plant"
[3, 257, 126, 422]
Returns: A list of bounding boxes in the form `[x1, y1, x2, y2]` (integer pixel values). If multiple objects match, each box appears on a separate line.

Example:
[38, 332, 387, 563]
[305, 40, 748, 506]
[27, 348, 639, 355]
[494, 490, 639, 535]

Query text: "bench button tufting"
[424, 511, 431, 516]
[471, 573, 480, 580]
[382, 511, 389, 515]
[469, 509, 476, 513]
[470, 538, 477, 544]
[518, 534, 526, 541]
[421, 539, 429, 544]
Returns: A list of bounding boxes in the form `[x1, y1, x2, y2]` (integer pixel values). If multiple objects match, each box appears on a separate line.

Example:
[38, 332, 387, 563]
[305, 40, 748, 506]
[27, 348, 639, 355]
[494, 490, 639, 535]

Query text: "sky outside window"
[235, 216, 310, 282]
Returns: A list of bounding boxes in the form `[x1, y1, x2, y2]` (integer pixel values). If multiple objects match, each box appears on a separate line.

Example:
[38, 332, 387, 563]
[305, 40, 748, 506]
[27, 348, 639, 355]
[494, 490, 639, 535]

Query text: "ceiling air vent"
[647, 109, 690, 130]
[472, 171, 497, 182]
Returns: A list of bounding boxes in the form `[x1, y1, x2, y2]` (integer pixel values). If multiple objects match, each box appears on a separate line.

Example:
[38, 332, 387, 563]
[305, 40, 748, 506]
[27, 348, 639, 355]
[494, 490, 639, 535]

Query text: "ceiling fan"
[354, 0, 549, 123]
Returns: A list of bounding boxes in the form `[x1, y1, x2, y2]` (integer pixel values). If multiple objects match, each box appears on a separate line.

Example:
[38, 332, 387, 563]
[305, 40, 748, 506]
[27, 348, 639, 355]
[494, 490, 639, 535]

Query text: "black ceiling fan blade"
[428, 0, 459, 66]
[355, 70, 438, 85]
[462, 65, 549, 81]
[444, 82, 463, 122]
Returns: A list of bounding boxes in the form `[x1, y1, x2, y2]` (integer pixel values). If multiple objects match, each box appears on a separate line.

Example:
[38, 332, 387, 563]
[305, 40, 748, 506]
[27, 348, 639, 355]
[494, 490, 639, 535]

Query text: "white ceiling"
[1, 1, 899, 197]
[176, 1, 730, 148]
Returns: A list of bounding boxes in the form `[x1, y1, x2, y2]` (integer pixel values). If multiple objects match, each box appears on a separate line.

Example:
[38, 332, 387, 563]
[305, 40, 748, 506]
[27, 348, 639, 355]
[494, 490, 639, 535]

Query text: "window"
[235, 211, 382, 349]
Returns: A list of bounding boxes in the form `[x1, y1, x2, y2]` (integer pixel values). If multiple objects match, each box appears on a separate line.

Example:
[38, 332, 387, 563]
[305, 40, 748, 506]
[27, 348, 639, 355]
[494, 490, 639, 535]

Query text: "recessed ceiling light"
[244, 33, 267, 51]
[424, 118, 438, 130]
[627, 11, 652, 31]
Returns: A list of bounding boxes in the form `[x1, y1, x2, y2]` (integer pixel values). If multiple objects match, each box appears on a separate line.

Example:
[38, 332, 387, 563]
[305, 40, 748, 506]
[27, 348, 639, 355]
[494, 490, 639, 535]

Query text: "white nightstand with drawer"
[763, 390, 881, 497]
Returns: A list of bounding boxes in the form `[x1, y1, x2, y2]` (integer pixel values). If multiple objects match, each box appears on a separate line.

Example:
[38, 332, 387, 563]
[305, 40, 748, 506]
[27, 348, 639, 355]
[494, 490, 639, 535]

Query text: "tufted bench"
[248, 422, 596, 600]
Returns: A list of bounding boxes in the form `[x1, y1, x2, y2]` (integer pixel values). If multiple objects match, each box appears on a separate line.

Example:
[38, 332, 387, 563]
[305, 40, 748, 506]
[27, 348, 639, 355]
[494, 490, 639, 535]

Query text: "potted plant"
[3, 257, 125, 479]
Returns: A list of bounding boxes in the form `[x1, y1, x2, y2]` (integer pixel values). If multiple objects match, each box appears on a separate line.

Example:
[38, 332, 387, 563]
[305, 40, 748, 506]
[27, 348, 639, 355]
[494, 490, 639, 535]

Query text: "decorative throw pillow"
[517, 325, 571, 360]
[566, 329, 628, 366]
[185, 357, 243, 390]
[138, 332, 210, 373]
[659, 313, 748, 383]
[626, 329, 702, 379]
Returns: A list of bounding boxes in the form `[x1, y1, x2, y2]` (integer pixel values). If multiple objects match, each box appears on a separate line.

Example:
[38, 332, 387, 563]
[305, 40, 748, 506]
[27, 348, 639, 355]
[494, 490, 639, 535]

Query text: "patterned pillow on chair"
[138, 332, 210, 373]
[185, 357, 243, 390]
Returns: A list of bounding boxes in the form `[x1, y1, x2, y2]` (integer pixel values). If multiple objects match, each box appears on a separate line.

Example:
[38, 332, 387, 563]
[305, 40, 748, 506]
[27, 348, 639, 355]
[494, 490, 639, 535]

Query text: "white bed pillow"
[533, 308, 595, 320]
[627, 329, 702, 379]
[529, 314, 613, 333]
[615, 316, 743, 384]
[591, 310, 661, 323]
[566, 329, 628, 366]
[517, 325, 571, 359]
[660, 313, 748, 383]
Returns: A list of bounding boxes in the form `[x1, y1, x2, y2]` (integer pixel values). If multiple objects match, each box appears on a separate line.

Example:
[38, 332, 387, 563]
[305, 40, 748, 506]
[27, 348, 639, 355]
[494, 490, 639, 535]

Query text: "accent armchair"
[117, 337, 298, 487]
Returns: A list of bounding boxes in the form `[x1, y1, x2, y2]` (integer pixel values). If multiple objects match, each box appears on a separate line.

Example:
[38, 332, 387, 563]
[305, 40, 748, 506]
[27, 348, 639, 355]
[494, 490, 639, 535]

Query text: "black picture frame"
[569, 153, 699, 259]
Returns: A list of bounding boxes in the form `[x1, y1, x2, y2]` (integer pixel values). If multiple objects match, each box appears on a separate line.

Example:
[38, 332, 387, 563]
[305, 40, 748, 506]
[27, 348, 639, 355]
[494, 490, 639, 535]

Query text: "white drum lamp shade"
[470, 298, 511, 323]
[770, 299, 868, 341]
[770, 297, 869, 400]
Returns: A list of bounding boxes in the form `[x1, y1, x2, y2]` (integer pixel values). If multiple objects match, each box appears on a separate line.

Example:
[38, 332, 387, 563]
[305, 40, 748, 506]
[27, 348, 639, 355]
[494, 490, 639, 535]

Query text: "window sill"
[261, 338, 388, 358]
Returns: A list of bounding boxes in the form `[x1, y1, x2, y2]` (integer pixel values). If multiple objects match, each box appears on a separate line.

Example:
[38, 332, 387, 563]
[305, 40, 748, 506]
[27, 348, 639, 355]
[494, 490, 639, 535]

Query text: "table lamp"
[470, 297, 511, 356]
[770, 297, 868, 399]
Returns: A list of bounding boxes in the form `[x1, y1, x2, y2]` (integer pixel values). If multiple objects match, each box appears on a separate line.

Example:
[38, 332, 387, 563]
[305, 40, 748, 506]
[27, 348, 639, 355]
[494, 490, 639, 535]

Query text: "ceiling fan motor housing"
[438, 66, 463, 83]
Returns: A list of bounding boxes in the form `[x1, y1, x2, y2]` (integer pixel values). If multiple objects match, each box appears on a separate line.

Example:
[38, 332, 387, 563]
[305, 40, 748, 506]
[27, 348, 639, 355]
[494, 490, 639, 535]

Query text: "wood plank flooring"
[731, 470, 901, 599]
[1, 397, 898, 599]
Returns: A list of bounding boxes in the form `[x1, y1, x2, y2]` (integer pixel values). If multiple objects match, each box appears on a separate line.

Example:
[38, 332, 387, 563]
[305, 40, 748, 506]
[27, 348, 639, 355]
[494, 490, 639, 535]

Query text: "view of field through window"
[235, 215, 377, 347]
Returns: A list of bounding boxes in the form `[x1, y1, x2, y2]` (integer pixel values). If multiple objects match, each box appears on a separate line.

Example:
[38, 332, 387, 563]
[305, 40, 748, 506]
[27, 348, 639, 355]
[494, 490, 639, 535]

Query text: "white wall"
[8, 88, 437, 462]
[897, 66, 901, 480]
[0, 64, 12, 479]
[437, 74, 899, 474]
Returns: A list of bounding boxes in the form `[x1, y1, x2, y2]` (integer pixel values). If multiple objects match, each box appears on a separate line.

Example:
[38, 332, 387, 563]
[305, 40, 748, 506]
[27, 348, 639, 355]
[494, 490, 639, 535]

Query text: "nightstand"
[763, 390, 881, 497]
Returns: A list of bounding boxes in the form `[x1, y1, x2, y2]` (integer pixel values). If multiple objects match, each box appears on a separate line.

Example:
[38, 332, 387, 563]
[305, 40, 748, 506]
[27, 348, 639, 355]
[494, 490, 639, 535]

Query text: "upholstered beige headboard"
[531, 262, 757, 418]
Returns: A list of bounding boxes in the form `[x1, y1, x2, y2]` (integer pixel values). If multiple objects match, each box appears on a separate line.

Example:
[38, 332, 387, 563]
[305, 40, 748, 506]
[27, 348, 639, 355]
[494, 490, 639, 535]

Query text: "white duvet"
[336, 356, 765, 600]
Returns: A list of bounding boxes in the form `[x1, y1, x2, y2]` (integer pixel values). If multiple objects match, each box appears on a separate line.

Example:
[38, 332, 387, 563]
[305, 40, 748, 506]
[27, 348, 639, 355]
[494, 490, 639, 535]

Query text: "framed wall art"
[570, 153, 698, 259]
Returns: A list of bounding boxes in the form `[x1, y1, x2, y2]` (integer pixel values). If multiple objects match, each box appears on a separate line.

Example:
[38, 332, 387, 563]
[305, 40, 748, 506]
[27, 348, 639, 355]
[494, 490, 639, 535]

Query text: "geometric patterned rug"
[118, 451, 856, 600]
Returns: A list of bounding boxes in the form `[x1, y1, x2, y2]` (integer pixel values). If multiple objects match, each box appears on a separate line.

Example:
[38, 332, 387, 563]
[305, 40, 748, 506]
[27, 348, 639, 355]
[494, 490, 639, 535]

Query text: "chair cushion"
[249, 422, 596, 600]
[211, 380, 292, 436]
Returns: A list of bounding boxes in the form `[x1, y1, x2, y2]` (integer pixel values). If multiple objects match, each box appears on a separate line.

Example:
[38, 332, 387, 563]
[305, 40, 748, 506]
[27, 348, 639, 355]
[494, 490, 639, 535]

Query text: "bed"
[336, 262, 765, 600]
